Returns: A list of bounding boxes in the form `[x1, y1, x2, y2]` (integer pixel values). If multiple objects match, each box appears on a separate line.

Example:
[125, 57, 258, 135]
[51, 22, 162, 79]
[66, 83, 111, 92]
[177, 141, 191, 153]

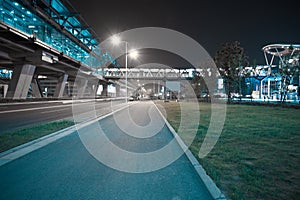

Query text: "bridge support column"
[101, 83, 108, 97]
[115, 84, 120, 97]
[159, 80, 163, 94]
[6, 64, 36, 99]
[153, 81, 155, 94]
[163, 78, 167, 101]
[178, 80, 181, 101]
[156, 80, 160, 94]
[31, 77, 43, 98]
[76, 78, 88, 98]
[54, 74, 68, 98]
[0, 84, 8, 98]
[92, 84, 99, 97]
[88, 80, 99, 98]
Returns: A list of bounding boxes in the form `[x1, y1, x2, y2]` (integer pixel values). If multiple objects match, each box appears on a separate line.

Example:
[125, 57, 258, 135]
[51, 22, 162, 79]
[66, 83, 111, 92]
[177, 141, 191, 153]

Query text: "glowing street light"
[111, 35, 121, 46]
[129, 50, 139, 59]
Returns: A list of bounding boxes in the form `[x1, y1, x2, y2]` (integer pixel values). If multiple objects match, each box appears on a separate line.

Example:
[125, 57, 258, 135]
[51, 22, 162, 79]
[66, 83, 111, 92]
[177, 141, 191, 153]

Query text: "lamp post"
[125, 41, 128, 103]
[111, 35, 138, 103]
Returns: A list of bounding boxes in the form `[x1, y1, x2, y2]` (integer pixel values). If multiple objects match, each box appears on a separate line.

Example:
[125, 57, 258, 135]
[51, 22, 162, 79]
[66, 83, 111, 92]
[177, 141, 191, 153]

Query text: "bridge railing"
[101, 68, 195, 79]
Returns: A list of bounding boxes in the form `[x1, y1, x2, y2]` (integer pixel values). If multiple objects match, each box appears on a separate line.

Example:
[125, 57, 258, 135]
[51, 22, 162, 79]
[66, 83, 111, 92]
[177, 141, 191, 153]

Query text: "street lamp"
[111, 35, 138, 102]
[129, 50, 139, 60]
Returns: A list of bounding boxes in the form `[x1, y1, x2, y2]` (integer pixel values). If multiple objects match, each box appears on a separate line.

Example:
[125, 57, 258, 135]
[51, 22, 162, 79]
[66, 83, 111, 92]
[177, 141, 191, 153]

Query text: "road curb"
[0, 125, 76, 167]
[154, 102, 227, 200]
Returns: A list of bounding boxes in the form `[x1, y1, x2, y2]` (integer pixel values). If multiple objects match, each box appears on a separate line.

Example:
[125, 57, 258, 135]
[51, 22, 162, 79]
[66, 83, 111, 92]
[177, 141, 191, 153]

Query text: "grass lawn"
[156, 101, 300, 200]
[0, 120, 74, 153]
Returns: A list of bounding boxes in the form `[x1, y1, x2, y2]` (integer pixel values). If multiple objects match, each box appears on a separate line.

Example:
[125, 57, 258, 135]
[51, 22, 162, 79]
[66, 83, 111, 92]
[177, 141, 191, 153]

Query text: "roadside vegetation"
[0, 120, 74, 153]
[156, 101, 300, 200]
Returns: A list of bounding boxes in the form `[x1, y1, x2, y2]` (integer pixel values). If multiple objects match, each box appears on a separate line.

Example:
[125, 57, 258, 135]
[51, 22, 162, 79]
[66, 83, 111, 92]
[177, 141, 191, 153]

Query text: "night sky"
[71, 0, 300, 65]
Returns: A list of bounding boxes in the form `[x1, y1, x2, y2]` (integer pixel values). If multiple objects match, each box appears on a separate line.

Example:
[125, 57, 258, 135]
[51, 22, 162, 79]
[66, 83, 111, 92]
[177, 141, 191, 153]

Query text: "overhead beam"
[0, 37, 35, 53]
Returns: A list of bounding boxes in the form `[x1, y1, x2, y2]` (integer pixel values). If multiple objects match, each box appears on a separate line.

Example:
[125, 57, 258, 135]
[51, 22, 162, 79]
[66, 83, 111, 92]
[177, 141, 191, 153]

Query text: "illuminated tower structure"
[262, 44, 300, 102]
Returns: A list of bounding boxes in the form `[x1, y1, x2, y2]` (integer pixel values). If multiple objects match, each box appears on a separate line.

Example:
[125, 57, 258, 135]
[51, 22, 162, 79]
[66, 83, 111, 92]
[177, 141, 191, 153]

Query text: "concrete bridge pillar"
[54, 74, 68, 98]
[93, 84, 99, 97]
[160, 80, 164, 94]
[6, 64, 36, 99]
[89, 80, 99, 98]
[163, 78, 167, 100]
[76, 78, 88, 98]
[115, 84, 120, 97]
[31, 77, 43, 98]
[101, 83, 108, 97]
[0, 84, 8, 98]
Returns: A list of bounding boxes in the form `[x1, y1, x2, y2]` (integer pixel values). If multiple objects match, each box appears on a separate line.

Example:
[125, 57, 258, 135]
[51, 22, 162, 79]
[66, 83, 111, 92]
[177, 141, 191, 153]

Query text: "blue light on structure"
[0, 0, 119, 69]
[0, 69, 13, 79]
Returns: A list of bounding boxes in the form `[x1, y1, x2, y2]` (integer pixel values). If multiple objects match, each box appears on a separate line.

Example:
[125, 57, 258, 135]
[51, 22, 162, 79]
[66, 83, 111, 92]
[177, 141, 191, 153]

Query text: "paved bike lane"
[0, 102, 215, 200]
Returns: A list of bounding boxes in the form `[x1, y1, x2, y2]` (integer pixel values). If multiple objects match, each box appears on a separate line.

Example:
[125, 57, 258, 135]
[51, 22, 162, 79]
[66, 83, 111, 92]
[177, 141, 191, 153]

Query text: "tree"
[214, 41, 249, 102]
[191, 70, 208, 100]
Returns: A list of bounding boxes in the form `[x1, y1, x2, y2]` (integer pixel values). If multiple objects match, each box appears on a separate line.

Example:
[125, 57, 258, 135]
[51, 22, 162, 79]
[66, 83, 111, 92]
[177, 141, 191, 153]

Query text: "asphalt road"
[0, 101, 213, 199]
[0, 99, 126, 133]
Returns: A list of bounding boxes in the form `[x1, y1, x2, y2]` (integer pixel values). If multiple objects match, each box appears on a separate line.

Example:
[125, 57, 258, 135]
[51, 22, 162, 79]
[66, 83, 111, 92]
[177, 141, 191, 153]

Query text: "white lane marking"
[40, 108, 70, 114]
